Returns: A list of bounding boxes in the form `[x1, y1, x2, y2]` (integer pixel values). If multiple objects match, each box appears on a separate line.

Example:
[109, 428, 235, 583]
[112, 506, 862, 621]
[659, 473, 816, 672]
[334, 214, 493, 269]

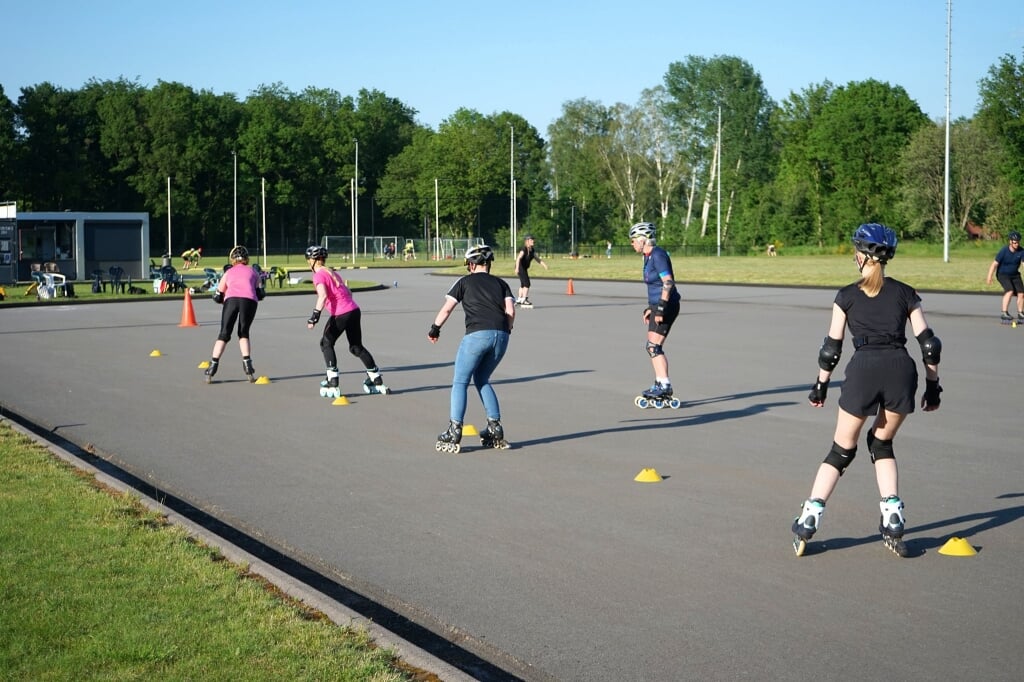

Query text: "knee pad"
[646, 341, 664, 358]
[868, 431, 895, 462]
[823, 441, 857, 475]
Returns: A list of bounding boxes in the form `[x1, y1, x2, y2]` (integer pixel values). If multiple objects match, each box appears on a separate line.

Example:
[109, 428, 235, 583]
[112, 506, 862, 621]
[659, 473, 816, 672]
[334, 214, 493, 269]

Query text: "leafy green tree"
[898, 118, 1002, 242]
[547, 98, 619, 247]
[662, 55, 776, 245]
[811, 79, 928, 241]
[0, 85, 19, 200]
[977, 49, 1024, 232]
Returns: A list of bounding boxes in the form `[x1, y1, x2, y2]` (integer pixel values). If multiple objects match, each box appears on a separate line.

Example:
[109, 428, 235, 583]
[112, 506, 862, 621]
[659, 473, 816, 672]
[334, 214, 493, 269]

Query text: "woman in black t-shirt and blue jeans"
[428, 245, 516, 452]
[791, 224, 944, 558]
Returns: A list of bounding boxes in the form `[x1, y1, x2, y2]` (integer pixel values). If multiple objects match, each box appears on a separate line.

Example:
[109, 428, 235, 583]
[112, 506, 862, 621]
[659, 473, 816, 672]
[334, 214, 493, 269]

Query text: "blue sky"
[3, 1, 1022, 132]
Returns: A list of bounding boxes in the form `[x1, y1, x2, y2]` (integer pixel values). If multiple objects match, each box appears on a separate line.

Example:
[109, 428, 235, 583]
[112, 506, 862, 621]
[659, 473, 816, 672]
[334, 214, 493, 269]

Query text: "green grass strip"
[0, 422, 412, 681]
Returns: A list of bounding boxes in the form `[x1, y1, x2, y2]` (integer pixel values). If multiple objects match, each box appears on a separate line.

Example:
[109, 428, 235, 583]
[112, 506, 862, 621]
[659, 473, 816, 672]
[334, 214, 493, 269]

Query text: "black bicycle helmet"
[1009, 231, 1021, 242]
[229, 245, 249, 262]
[464, 244, 494, 266]
[305, 245, 328, 261]
[851, 223, 897, 263]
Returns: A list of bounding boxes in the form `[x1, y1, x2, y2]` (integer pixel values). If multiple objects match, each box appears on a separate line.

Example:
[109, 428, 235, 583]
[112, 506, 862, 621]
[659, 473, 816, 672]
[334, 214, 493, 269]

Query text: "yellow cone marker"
[198, 361, 210, 369]
[255, 376, 271, 384]
[938, 537, 977, 556]
[462, 424, 479, 436]
[149, 349, 162, 357]
[332, 396, 350, 405]
[634, 468, 663, 483]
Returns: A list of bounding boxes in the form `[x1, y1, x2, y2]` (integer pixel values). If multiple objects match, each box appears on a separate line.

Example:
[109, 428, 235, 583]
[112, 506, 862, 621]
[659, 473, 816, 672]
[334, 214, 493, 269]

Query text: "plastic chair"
[158, 265, 184, 293]
[90, 269, 108, 293]
[42, 272, 67, 297]
[109, 266, 126, 294]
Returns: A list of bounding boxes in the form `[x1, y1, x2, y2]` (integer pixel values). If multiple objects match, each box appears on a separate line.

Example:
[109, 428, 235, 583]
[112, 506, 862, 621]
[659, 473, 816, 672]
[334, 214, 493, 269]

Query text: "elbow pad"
[817, 336, 842, 371]
[917, 329, 942, 364]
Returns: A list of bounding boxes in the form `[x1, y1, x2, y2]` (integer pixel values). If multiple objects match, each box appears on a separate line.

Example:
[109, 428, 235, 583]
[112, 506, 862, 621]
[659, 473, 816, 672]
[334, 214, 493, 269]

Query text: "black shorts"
[517, 270, 531, 288]
[996, 272, 1024, 295]
[648, 299, 680, 337]
[838, 348, 918, 417]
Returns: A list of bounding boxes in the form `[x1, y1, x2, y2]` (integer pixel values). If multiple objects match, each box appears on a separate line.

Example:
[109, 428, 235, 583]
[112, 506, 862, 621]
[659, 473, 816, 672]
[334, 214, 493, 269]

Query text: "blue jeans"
[450, 330, 509, 422]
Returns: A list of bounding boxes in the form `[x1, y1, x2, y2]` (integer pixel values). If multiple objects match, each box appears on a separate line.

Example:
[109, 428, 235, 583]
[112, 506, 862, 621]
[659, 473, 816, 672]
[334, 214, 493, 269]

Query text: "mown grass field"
[0, 241, 1003, 307]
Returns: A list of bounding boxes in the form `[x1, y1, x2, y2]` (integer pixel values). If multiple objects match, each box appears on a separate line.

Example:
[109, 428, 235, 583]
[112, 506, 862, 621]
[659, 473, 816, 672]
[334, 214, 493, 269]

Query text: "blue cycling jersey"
[643, 247, 681, 305]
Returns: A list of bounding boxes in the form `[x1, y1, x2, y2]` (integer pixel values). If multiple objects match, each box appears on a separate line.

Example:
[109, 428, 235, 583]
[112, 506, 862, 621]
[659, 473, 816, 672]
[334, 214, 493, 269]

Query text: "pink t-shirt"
[218, 264, 261, 301]
[313, 267, 359, 316]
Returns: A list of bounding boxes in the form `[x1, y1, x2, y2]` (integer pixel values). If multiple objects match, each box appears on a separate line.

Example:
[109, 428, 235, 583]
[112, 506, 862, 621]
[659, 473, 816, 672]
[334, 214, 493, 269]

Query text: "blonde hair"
[857, 258, 885, 297]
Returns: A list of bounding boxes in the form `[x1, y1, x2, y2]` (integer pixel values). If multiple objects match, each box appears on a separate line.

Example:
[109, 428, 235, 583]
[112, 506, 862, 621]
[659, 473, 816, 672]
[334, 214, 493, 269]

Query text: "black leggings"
[321, 308, 377, 370]
[216, 297, 257, 342]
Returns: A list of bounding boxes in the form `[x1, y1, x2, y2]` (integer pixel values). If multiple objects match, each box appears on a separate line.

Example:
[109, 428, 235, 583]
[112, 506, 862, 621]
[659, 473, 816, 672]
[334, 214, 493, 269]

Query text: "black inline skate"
[435, 421, 463, 453]
[203, 358, 219, 384]
[242, 357, 256, 383]
[634, 382, 681, 410]
[480, 419, 510, 450]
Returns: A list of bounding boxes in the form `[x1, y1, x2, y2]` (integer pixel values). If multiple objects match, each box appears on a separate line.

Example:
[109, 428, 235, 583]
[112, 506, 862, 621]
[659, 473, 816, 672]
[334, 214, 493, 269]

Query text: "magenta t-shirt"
[218, 264, 261, 301]
[313, 267, 359, 316]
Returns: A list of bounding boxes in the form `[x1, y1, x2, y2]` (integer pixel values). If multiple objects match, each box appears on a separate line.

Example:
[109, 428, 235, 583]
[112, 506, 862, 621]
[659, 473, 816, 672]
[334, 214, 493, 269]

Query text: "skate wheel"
[451, 443, 461, 454]
[435, 442, 443, 452]
[636, 397, 649, 409]
[634, 396, 644, 407]
[668, 399, 681, 409]
[653, 400, 665, 409]
[319, 387, 329, 397]
[793, 537, 807, 557]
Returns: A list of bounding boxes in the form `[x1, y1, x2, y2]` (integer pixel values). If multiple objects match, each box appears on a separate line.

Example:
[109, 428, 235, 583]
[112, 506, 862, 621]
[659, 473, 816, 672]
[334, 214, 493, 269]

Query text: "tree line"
[1, 49, 1022, 256]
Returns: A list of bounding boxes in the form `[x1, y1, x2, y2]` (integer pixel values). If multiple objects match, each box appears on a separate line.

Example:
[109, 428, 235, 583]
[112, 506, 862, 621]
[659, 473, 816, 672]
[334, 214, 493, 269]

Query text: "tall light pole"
[943, 0, 952, 263]
[509, 124, 515, 257]
[435, 177, 440, 261]
[353, 139, 359, 264]
[232, 151, 238, 247]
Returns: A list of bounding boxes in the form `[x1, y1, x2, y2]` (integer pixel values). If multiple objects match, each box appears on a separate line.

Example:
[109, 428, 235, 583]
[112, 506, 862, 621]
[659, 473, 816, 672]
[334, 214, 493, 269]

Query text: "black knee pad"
[868, 431, 895, 462]
[646, 341, 664, 358]
[823, 441, 857, 475]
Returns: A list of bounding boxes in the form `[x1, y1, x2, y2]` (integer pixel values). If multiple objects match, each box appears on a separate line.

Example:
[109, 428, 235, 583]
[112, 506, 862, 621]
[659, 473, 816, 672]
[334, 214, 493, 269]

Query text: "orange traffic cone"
[566, 279, 575, 295]
[178, 288, 198, 327]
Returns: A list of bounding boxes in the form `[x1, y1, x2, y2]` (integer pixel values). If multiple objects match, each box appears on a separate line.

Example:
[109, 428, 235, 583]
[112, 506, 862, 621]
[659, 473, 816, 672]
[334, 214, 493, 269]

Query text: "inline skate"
[435, 421, 463, 453]
[791, 498, 825, 557]
[879, 495, 909, 557]
[634, 382, 681, 410]
[242, 357, 256, 383]
[319, 367, 341, 398]
[480, 419, 510, 450]
[362, 368, 392, 395]
[203, 358, 219, 384]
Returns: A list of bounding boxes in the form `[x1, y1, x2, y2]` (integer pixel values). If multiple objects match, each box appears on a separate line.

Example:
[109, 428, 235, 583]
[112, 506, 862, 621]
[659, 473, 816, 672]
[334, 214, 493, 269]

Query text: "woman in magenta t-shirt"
[303, 245, 389, 397]
[203, 245, 264, 383]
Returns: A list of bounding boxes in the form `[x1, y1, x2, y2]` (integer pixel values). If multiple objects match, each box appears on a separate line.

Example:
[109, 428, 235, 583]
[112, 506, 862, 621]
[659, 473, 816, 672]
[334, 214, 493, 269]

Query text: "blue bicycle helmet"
[851, 223, 897, 263]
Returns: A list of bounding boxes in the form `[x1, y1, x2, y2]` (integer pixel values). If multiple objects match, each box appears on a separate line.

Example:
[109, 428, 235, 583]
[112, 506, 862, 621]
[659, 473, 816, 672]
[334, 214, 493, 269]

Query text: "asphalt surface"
[1, 268, 1021, 681]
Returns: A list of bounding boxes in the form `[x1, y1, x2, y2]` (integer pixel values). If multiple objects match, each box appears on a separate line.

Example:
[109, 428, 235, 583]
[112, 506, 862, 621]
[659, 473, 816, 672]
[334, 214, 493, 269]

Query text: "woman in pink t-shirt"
[203, 245, 264, 383]
[303, 245, 389, 398]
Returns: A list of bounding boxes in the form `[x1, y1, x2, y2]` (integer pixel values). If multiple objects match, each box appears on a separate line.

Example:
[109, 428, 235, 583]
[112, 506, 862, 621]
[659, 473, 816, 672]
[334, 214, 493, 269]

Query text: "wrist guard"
[808, 379, 829, 403]
[923, 378, 942, 407]
[212, 291, 224, 304]
[307, 309, 321, 325]
[653, 302, 666, 316]
[428, 324, 441, 340]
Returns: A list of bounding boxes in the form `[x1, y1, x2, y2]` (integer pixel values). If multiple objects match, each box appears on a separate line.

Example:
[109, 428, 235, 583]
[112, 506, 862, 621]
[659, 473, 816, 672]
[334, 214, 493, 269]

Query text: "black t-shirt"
[517, 246, 540, 272]
[446, 272, 514, 333]
[834, 277, 921, 348]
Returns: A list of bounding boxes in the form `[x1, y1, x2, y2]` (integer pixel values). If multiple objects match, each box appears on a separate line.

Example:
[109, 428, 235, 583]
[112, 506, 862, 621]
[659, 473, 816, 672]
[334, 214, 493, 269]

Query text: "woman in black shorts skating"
[791, 224, 943, 557]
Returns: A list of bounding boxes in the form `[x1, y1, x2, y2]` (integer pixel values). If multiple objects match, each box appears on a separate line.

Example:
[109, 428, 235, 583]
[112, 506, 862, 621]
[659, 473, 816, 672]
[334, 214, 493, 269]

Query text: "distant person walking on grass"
[514, 234, 547, 306]
[985, 231, 1024, 324]
[204, 246, 264, 384]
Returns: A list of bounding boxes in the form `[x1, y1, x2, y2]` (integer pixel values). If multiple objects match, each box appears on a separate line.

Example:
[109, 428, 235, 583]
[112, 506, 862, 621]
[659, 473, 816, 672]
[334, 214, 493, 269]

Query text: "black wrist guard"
[808, 379, 829, 403]
[212, 291, 224, 304]
[653, 302, 666, 316]
[307, 309, 321, 325]
[428, 324, 441, 340]
[923, 378, 942, 407]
